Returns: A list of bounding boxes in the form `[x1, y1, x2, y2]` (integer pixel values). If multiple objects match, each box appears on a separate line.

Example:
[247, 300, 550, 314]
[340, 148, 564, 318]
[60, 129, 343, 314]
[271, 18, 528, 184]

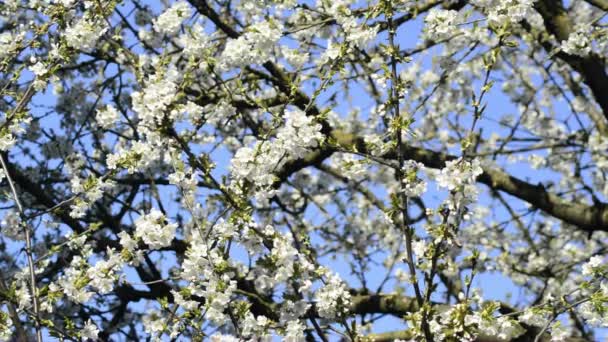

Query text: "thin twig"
[0, 154, 42, 342]
[386, 1, 432, 340]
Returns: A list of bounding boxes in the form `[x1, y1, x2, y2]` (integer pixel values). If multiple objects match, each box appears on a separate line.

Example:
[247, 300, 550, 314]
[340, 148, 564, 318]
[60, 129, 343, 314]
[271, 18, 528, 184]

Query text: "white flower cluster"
[472, 315, 525, 340]
[270, 236, 301, 283]
[153, 1, 191, 35]
[318, 40, 343, 65]
[73, 176, 113, 203]
[0, 31, 22, 60]
[96, 105, 120, 129]
[432, 158, 485, 226]
[142, 310, 166, 339]
[334, 154, 367, 180]
[168, 167, 199, 207]
[0, 110, 31, 151]
[1, 209, 24, 240]
[314, 272, 351, 319]
[436, 158, 483, 192]
[279, 300, 311, 326]
[550, 322, 570, 341]
[254, 233, 316, 293]
[54, 246, 124, 308]
[106, 140, 161, 174]
[581, 255, 605, 276]
[402, 160, 427, 197]
[134, 210, 177, 249]
[424, 9, 459, 41]
[181, 233, 222, 280]
[281, 46, 309, 68]
[561, 25, 592, 57]
[284, 320, 306, 342]
[86, 249, 122, 295]
[241, 313, 270, 339]
[80, 320, 99, 340]
[277, 109, 324, 158]
[131, 70, 180, 127]
[485, 0, 540, 27]
[578, 288, 608, 327]
[15, 283, 31, 311]
[178, 24, 211, 58]
[0, 312, 11, 340]
[210, 334, 240, 342]
[200, 273, 237, 324]
[230, 109, 323, 201]
[118, 230, 145, 266]
[219, 21, 282, 70]
[69, 176, 115, 219]
[518, 308, 550, 328]
[64, 17, 108, 50]
[177, 220, 303, 332]
[230, 144, 278, 190]
[57, 256, 93, 304]
[320, 0, 377, 48]
[29, 61, 47, 77]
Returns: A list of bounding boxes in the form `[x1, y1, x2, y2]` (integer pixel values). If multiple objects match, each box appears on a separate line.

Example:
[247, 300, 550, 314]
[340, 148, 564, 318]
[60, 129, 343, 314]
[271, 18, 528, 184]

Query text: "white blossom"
[561, 26, 592, 57]
[284, 320, 306, 342]
[64, 17, 107, 50]
[29, 61, 47, 77]
[402, 160, 427, 197]
[80, 320, 99, 340]
[153, 2, 192, 35]
[424, 9, 458, 40]
[134, 210, 177, 249]
[210, 334, 240, 342]
[314, 273, 352, 319]
[582, 255, 604, 276]
[96, 105, 120, 129]
[219, 21, 282, 69]
[436, 158, 483, 191]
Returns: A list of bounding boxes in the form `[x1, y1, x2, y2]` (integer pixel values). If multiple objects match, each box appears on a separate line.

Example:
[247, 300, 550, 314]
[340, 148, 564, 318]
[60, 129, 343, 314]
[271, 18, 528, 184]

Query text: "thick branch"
[273, 130, 608, 232]
[533, 0, 608, 122]
[335, 131, 608, 232]
[583, 0, 608, 10]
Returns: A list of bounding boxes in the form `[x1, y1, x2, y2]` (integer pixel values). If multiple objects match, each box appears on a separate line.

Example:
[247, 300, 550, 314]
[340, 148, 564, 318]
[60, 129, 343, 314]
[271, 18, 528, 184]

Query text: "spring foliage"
[0, 0, 607, 341]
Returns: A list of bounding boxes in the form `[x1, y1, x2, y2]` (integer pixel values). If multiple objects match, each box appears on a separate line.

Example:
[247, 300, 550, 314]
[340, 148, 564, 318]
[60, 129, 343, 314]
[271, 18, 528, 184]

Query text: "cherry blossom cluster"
[0, 0, 606, 341]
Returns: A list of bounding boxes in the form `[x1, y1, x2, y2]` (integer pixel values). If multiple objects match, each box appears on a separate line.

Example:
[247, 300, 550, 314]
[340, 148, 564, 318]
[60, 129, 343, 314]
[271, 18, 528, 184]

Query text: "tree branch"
[533, 0, 608, 122]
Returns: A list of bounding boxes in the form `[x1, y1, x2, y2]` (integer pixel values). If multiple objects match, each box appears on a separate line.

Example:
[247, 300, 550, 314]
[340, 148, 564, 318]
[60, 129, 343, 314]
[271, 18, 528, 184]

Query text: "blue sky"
[8, 0, 607, 340]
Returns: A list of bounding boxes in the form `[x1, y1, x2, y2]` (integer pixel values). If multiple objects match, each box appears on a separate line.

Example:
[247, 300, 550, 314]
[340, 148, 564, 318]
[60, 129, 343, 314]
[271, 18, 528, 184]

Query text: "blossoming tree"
[0, 0, 607, 340]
